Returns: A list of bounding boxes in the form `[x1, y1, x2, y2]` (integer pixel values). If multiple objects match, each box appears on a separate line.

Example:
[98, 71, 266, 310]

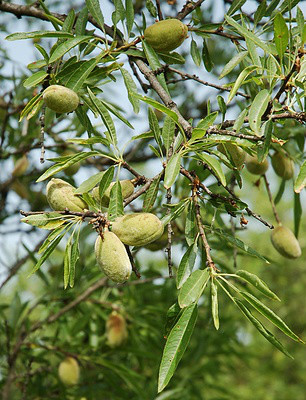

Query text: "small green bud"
[144, 19, 188, 53]
[43, 85, 79, 113]
[46, 178, 88, 212]
[95, 230, 132, 283]
[111, 213, 164, 246]
[271, 151, 294, 180]
[271, 225, 301, 259]
[245, 154, 269, 175]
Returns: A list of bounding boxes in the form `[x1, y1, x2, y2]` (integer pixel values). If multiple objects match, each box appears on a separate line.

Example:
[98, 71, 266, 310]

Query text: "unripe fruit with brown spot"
[217, 143, 246, 169]
[12, 155, 29, 177]
[106, 312, 128, 347]
[92, 180, 134, 207]
[43, 85, 79, 113]
[271, 225, 301, 259]
[271, 151, 294, 180]
[46, 178, 88, 212]
[144, 19, 188, 53]
[111, 213, 164, 246]
[95, 230, 132, 283]
[58, 357, 80, 386]
[245, 154, 269, 175]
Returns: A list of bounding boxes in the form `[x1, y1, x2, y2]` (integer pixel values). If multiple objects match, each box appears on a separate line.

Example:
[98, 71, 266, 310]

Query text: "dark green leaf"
[162, 116, 175, 153]
[120, 67, 140, 114]
[202, 39, 213, 72]
[85, 0, 105, 29]
[164, 153, 181, 189]
[75, 171, 106, 194]
[294, 193, 302, 238]
[23, 71, 48, 88]
[211, 278, 219, 330]
[227, 0, 247, 16]
[6, 31, 73, 41]
[108, 181, 124, 221]
[235, 270, 280, 301]
[176, 244, 198, 289]
[190, 39, 201, 66]
[178, 269, 210, 308]
[274, 13, 289, 59]
[99, 166, 115, 199]
[143, 175, 161, 212]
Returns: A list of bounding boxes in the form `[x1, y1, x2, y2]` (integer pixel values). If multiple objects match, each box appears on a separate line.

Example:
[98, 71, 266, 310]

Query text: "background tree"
[0, 0, 305, 399]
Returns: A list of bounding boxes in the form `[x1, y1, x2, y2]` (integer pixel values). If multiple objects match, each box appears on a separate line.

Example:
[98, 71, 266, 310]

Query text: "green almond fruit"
[271, 225, 301, 259]
[271, 151, 294, 180]
[58, 357, 80, 386]
[95, 230, 132, 283]
[92, 180, 134, 207]
[217, 143, 246, 169]
[144, 19, 188, 53]
[245, 154, 269, 175]
[46, 178, 88, 212]
[43, 85, 79, 113]
[111, 212, 164, 246]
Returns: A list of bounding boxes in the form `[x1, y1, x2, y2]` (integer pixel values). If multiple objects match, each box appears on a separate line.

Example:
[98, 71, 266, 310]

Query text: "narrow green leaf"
[100, 99, 134, 129]
[143, 175, 161, 212]
[190, 39, 201, 66]
[69, 233, 80, 288]
[75, 171, 106, 194]
[274, 13, 289, 59]
[245, 36, 261, 68]
[233, 108, 247, 133]
[148, 107, 162, 149]
[217, 96, 226, 120]
[164, 153, 181, 189]
[108, 181, 124, 221]
[196, 153, 226, 186]
[254, 0, 267, 26]
[296, 7, 305, 42]
[202, 39, 213, 72]
[146, 0, 157, 17]
[225, 15, 273, 54]
[193, 111, 218, 139]
[85, 0, 105, 29]
[234, 299, 293, 359]
[64, 240, 71, 289]
[66, 58, 99, 92]
[142, 40, 169, 94]
[19, 94, 42, 121]
[158, 304, 198, 392]
[162, 116, 175, 153]
[75, 7, 88, 36]
[112, 0, 125, 25]
[161, 199, 189, 226]
[99, 166, 115, 199]
[36, 151, 102, 182]
[235, 270, 280, 301]
[87, 88, 117, 145]
[120, 67, 140, 114]
[176, 244, 197, 289]
[133, 94, 179, 122]
[178, 269, 210, 308]
[211, 278, 219, 330]
[21, 213, 66, 230]
[49, 36, 91, 63]
[227, 0, 247, 16]
[248, 89, 270, 136]
[294, 193, 302, 238]
[159, 52, 185, 65]
[23, 71, 48, 88]
[227, 65, 258, 104]
[38, 225, 68, 254]
[257, 119, 272, 162]
[219, 51, 248, 79]
[6, 31, 73, 41]
[185, 202, 196, 246]
[294, 160, 306, 193]
[240, 291, 304, 343]
[125, 0, 134, 36]
[274, 179, 286, 205]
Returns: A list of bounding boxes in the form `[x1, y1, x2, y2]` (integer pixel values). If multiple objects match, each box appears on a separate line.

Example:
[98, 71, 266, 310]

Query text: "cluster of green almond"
[46, 178, 164, 284]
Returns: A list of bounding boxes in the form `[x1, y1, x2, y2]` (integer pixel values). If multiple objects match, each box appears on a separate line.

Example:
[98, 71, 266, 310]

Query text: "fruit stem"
[263, 174, 281, 225]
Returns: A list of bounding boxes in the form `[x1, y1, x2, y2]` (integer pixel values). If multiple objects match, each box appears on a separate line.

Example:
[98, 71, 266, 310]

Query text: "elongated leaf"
[38, 225, 68, 255]
[190, 39, 201, 66]
[28, 233, 65, 277]
[176, 244, 197, 289]
[178, 269, 210, 308]
[235, 270, 280, 301]
[274, 13, 289, 59]
[196, 153, 226, 186]
[75, 171, 106, 194]
[159, 52, 185, 65]
[108, 181, 124, 221]
[19, 94, 42, 121]
[85, 0, 104, 29]
[75, 7, 88, 36]
[161, 199, 189, 226]
[257, 119, 272, 162]
[6, 31, 73, 41]
[65, 57, 98, 91]
[64, 240, 71, 289]
[227, 0, 247, 16]
[36, 151, 102, 182]
[234, 299, 293, 358]
[158, 304, 198, 392]
[21, 213, 66, 230]
[225, 15, 273, 54]
[193, 111, 218, 139]
[245, 36, 261, 69]
[240, 292, 303, 343]
[162, 116, 175, 153]
[100, 99, 134, 129]
[112, 0, 125, 25]
[120, 67, 140, 114]
[164, 153, 181, 189]
[133, 94, 179, 122]
[143, 175, 161, 212]
[87, 88, 117, 145]
[148, 107, 162, 148]
[99, 166, 115, 199]
[202, 39, 213, 72]
[219, 51, 248, 79]
[227, 65, 258, 104]
[23, 71, 48, 88]
[70, 232, 80, 288]
[211, 278, 219, 330]
[294, 193, 302, 238]
[233, 108, 248, 133]
[125, 0, 134, 36]
[294, 160, 306, 193]
[249, 89, 270, 136]
[142, 40, 169, 94]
